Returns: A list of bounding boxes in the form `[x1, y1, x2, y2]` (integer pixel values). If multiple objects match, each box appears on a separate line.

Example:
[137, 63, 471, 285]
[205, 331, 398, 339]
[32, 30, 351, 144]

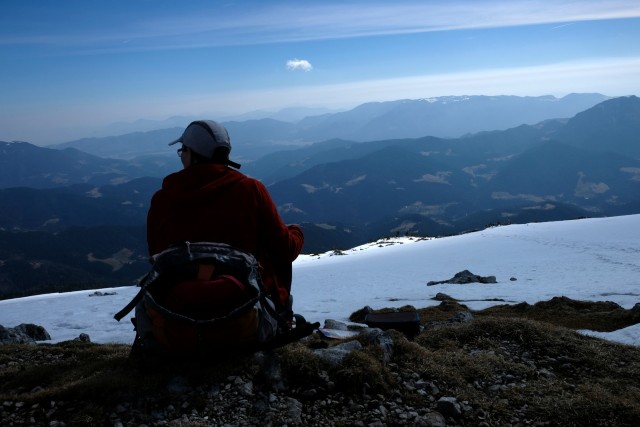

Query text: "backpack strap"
[114, 288, 143, 321]
[143, 288, 261, 326]
[113, 272, 152, 321]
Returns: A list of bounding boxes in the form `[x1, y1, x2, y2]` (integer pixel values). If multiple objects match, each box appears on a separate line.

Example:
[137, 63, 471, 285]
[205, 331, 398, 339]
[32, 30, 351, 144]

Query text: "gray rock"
[15, 324, 51, 341]
[538, 368, 556, 379]
[314, 340, 363, 366]
[452, 311, 474, 323]
[427, 270, 497, 286]
[252, 351, 287, 391]
[360, 328, 394, 363]
[238, 381, 253, 397]
[436, 396, 462, 418]
[285, 397, 302, 424]
[88, 291, 117, 297]
[0, 325, 11, 342]
[425, 307, 474, 329]
[323, 319, 349, 330]
[74, 333, 91, 343]
[0, 324, 51, 344]
[423, 411, 447, 427]
[433, 293, 454, 301]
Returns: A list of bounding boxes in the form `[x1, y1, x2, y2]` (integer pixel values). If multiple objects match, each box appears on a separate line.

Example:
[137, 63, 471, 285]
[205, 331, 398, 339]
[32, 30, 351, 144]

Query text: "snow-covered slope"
[1, 215, 639, 346]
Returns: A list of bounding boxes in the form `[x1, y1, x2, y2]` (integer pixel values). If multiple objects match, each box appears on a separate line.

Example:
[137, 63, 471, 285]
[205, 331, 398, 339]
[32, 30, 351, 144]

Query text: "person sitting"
[146, 120, 304, 319]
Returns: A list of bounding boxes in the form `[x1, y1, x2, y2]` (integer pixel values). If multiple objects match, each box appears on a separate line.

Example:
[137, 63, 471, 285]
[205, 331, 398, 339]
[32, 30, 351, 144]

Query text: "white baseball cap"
[169, 120, 240, 169]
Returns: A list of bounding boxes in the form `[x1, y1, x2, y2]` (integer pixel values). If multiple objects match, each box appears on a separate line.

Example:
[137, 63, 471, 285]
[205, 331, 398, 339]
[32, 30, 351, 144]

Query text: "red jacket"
[147, 163, 304, 309]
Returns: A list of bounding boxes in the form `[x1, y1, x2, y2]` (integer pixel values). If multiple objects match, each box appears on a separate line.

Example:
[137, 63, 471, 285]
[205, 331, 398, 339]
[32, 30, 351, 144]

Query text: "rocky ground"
[2, 297, 640, 426]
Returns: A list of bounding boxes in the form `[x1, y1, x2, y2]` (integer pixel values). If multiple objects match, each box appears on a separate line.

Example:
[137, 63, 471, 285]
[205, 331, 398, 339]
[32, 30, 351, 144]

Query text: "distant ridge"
[48, 93, 610, 160]
[294, 93, 610, 141]
[556, 95, 640, 158]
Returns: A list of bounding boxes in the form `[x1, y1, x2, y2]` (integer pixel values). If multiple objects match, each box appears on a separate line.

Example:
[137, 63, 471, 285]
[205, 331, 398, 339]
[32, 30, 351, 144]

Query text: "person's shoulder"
[232, 169, 264, 186]
[234, 173, 272, 201]
[161, 168, 190, 187]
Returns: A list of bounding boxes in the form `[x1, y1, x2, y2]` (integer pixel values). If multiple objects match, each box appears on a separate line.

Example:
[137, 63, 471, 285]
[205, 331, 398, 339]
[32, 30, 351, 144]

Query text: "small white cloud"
[286, 58, 313, 71]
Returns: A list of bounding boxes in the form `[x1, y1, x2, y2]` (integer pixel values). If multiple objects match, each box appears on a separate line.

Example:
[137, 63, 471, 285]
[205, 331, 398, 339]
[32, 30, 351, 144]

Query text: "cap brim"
[168, 137, 182, 146]
[227, 159, 241, 169]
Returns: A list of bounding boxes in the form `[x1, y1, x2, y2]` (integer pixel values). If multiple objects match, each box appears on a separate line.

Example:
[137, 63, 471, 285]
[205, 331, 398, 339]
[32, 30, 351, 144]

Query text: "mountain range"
[1, 94, 638, 299]
[259, 96, 640, 234]
[49, 93, 608, 161]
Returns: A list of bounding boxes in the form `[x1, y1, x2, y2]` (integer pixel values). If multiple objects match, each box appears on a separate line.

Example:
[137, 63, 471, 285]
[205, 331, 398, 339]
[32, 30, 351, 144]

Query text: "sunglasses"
[177, 145, 188, 157]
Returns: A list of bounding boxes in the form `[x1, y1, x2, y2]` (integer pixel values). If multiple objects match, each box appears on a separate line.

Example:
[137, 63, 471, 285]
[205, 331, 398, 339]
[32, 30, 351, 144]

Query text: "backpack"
[115, 241, 317, 357]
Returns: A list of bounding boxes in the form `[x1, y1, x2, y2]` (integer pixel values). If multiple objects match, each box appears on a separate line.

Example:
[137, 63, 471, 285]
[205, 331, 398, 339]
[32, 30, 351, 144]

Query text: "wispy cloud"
[3, 1, 640, 52]
[144, 1, 640, 45]
[550, 23, 576, 30]
[286, 59, 313, 72]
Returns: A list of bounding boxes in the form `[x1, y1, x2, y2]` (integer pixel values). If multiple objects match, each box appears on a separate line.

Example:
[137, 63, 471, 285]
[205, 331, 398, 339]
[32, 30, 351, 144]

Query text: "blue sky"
[2, 0, 640, 145]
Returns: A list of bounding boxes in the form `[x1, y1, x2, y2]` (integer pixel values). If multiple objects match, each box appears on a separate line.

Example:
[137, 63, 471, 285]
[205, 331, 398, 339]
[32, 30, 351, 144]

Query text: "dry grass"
[0, 341, 258, 425]
[352, 297, 640, 425]
[2, 296, 640, 426]
[476, 296, 640, 331]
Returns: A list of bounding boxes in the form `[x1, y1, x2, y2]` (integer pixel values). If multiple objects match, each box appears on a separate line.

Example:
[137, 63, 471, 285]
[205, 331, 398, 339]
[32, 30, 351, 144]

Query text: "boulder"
[427, 270, 497, 286]
[0, 323, 51, 344]
[314, 340, 363, 366]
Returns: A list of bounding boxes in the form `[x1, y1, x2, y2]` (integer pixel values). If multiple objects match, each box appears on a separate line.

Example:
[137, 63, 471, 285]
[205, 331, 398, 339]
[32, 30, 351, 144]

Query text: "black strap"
[114, 272, 152, 321]
[258, 314, 320, 351]
[114, 287, 144, 321]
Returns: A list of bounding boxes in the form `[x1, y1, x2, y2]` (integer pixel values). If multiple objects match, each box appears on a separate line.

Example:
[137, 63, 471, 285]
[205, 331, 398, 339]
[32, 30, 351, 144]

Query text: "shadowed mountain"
[243, 119, 563, 184]
[1, 95, 639, 298]
[4, 96, 639, 236]
[0, 226, 148, 299]
[0, 142, 173, 189]
[487, 141, 640, 209]
[555, 95, 640, 159]
[266, 96, 640, 230]
[270, 144, 479, 224]
[0, 178, 159, 231]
